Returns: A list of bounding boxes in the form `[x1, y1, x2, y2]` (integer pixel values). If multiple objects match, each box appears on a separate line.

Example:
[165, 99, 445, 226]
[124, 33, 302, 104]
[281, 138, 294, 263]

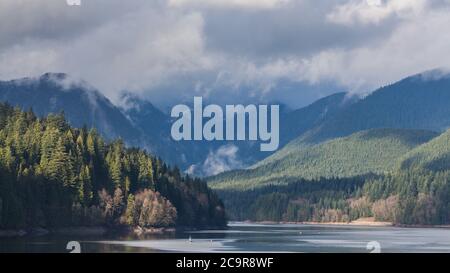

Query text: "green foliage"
[399, 129, 450, 172]
[209, 128, 437, 190]
[0, 103, 226, 229]
[217, 176, 367, 222]
[362, 169, 450, 225]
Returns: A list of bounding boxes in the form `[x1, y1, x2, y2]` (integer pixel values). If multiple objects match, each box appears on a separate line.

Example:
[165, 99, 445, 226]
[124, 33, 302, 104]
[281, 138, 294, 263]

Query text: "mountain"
[209, 70, 450, 225]
[191, 92, 356, 176]
[209, 70, 450, 188]
[250, 92, 357, 168]
[208, 128, 438, 190]
[119, 93, 190, 165]
[0, 73, 356, 176]
[0, 73, 140, 142]
[279, 92, 356, 145]
[300, 70, 450, 144]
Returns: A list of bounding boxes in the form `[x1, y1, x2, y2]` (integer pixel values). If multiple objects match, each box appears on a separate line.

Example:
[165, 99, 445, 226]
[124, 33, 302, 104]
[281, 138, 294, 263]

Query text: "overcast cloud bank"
[1, 0, 450, 108]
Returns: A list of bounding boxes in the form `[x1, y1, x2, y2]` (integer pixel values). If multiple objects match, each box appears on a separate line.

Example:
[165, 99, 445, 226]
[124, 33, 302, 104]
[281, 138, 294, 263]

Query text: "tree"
[112, 187, 124, 221]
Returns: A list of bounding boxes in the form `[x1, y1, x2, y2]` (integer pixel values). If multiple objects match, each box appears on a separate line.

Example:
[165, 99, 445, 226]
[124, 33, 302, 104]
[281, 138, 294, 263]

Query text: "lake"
[1, 222, 450, 253]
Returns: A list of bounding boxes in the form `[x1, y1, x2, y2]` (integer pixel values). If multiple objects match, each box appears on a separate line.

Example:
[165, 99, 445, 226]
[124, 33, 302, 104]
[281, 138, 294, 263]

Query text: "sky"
[1, 0, 450, 109]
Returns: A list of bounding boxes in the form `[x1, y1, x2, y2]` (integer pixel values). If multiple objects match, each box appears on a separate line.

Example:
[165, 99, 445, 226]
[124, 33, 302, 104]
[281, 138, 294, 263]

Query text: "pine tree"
[138, 153, 153, 189]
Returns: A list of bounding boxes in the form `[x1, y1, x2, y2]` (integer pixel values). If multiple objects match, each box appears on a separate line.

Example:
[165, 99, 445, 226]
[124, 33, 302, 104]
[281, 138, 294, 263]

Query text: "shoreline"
[0, 225, 224, 238]
[238, 217, 450, 229]
[239, 220, 392, 227]
[0, 226, 110, 238]
[3, 219, 450, 238]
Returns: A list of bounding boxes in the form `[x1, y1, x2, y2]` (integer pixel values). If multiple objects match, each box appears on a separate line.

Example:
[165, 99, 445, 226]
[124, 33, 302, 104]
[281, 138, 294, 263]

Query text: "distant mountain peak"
[407, 68, 450, 82]
[120, 93, 159, 112]
[40, 72, 69, 81]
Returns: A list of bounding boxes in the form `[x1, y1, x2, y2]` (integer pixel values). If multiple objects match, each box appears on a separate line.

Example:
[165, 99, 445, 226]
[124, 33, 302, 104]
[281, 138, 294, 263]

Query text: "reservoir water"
[1, 222, 450, 253]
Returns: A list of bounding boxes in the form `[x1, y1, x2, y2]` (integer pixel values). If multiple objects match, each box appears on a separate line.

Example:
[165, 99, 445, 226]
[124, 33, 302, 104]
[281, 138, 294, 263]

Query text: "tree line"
[218, 169, 450, 225]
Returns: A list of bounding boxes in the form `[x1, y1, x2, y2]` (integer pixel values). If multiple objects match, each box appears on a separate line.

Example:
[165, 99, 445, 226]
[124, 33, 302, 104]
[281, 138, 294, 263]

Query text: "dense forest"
[0, 103, 226, 230]
[217, 168, 450, 225]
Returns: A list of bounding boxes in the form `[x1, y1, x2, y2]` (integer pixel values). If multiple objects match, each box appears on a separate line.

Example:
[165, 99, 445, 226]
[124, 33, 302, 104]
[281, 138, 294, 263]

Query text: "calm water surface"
[2, 222, 450, 253]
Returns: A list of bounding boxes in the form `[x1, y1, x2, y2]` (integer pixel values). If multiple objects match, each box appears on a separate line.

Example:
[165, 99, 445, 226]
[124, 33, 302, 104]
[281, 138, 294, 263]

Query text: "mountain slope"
[399, 128, 450, 172]
[119, 93, 192, 165]
[208, 128, 438, 190]
[279, 92, 357, 148]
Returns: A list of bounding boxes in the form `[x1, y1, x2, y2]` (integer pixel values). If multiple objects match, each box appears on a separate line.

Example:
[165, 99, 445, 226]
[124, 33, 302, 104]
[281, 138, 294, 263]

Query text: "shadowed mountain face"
[280, 92, 357, 146]
[119, 93, 188, 165]
[300, 72, 450, 144]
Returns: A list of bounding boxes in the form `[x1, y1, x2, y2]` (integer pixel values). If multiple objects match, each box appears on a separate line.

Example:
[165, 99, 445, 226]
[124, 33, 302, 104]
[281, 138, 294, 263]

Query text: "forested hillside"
[0, 103, 226, 230]
[399, 129, 450, 172]
[214, 129, 450, 225]
[209, 128, 437, 190]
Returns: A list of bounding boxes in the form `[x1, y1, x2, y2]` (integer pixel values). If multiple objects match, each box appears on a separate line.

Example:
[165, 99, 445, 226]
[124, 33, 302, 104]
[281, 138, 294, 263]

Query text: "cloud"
[0, 1, 214, 103]
[191, 145, 244, 176]
[327, 0, 428, 25]
[168, 0, 291, 9]
[1, 0, 450, 109]
[301, 4, 450, 93]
